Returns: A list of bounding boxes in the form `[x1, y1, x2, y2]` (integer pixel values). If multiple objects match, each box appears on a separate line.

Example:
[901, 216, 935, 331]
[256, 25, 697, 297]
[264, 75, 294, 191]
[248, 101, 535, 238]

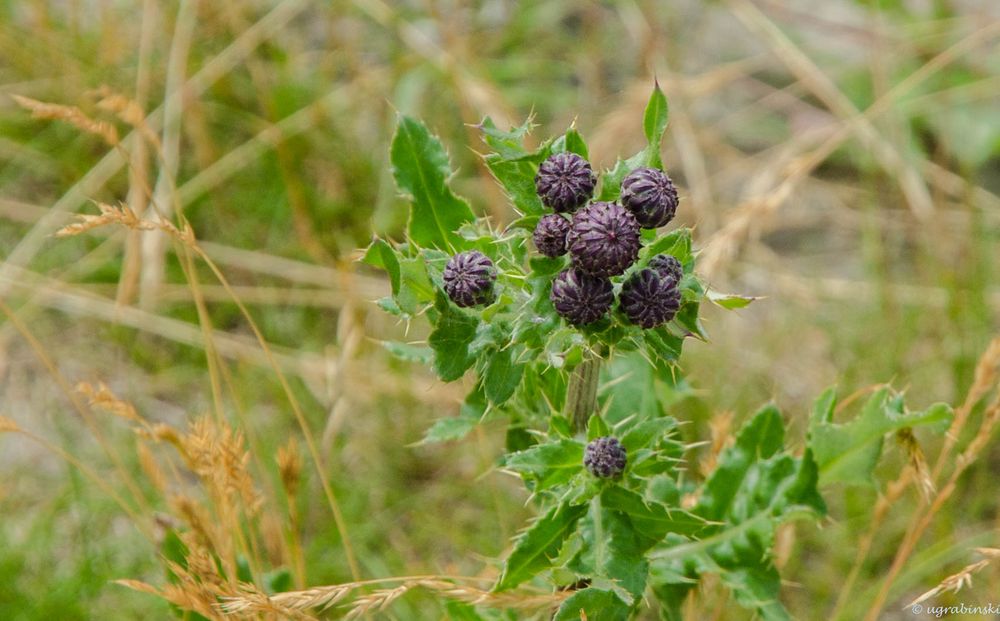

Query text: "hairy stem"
[566, 350, 602, 433]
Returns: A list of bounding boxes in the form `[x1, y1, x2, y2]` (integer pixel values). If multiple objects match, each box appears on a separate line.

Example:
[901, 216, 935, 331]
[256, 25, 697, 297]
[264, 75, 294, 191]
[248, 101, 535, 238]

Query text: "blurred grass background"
[0, 0, 998, 618]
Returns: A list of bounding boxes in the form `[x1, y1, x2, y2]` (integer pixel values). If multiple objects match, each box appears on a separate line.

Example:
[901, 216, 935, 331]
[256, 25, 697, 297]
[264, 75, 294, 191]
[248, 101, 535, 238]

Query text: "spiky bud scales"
[566, 202, 641, 277]
[620, 167, 679, 229]
[584, 436, 627, 478]
[533, 214, 571, 258]
[550, 268, 613, 326]
[534, 152, 596, 213]
[443, 250, 496, 307]
[648, 254, 683, 285]
[619, 267, 682, 329]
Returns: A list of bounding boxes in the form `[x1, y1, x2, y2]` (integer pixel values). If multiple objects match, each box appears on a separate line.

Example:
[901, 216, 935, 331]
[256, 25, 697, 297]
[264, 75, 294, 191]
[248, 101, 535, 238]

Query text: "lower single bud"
[619, 267, 682, 329]
[533, 214, 571, 258]
[584, 436, 627, 478]
[443, 250, 496, 307]
[550, 268, 613, 326]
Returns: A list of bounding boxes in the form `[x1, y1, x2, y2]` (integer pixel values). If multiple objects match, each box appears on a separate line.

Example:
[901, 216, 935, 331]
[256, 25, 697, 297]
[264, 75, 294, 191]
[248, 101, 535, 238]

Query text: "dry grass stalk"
[139, 422, 183, 449]
[904, 557, 993, 609]
[975, 548, 1000, 559]
[415, 579, 572, 610]
[701, 411, 733, 476]
[345, 583, 413, 619]
[119, 535, 239, 620]
[117, 558, 227, 621]
[182, 417, 263, 516]
[218, 577, 569, 618]
[276, 439, 302, 497]
[91, 85, 162, 151]
[54, 201, 154, 238]
[933, 337, 1000, 480]
[53, 200, 194, 244]
[75, 381, 142, 423]
[11, 94, 119, 145]
[221, 582, 352, 615]
[865, 340, 1000, 620]
[53, 194, 360, 577]
[136, 440, 168, 494]
[0, 416, 20, 433]
[895, 429, 934, 502]
[169, 494, 219, 552]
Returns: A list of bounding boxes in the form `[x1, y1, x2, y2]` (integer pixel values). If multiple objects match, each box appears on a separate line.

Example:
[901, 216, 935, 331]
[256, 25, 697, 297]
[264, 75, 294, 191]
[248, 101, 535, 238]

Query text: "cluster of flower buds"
[439, 151, 683, 332]
[531, 152, 683, 328]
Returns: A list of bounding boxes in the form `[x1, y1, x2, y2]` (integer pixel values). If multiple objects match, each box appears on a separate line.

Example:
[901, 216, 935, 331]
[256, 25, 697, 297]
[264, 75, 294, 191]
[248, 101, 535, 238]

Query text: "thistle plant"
[364, 84, 955, 620]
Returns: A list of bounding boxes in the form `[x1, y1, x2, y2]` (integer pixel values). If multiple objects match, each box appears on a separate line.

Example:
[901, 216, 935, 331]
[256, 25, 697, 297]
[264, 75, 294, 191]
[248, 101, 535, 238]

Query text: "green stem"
[566, 349, 602, 433]
[591, 494, 605, 572]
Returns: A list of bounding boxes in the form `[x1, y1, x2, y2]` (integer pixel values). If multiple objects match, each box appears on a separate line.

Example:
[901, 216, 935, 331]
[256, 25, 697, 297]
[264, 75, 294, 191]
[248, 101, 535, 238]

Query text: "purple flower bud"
[550, 268, 613, 326]
[648, 254, 683, 286]
[584, 436, 627, 478]
[620, 167, 678, 229]
[443, 250, 496, 307]
[535, 152, 596, 213]
[566, 202, 641, 277]
[619, 267, 682, 329]
[533, 214, 571, 258]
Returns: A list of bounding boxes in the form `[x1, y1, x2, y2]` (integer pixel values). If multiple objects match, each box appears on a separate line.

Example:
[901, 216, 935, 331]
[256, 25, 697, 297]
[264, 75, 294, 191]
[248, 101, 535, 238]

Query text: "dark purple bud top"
[584, 436, 627, 478]
[619, 267, 682, 329]
[648, 254, 683, 286]
[532, 214, 571, 258]
[443, 250, 496, 307]
[566, 202, 641, 278]
[550, 268, 613, 326]
[620, 167, 679, 229]
[535, 152, 596, 213]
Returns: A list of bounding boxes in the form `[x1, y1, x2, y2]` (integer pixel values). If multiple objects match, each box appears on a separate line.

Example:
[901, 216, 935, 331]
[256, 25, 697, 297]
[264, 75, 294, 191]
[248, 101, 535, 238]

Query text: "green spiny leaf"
[480, 117, 551, 220]
[597, 83, 670, 199]
[420, 416, 478, 444]
[553, 127, 589, 159]
[641, 228, 692, 266]
[502, 439, 584, 491]
[419, 386, 487, 444]
[706, 289, 760, 310]
[809, 387, 953, 486]
[600, 353, 665, 424]
[483, 347, 525, 406]
[381, 341, 433, 364]
[587, 413, 611, 441]
[601, 487, 707, 541]
[697, 404, 785, 521]
[553, 588, 630, 621]
[495, 502, 588, 591]
[361, 237, 400, 295]
[643, 82, 669, 166]
[428, 292, 479, 381]
[396, 255, 435, 315]
[391, 115, 475, 251]
[619, 418, 677, 453]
